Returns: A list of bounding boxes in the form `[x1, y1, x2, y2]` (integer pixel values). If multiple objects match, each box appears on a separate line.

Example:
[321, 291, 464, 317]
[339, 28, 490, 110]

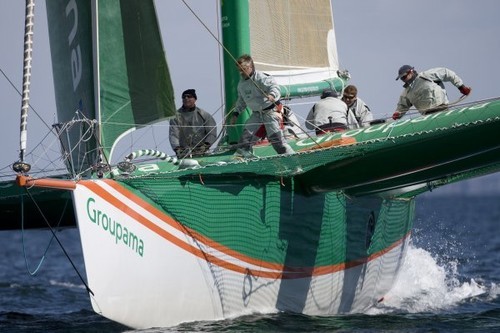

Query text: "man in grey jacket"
[306, 89, 348, 135]
[392, 65, 471, 120]
[169, 89, 217, 158]
[231, 54, 293, 157]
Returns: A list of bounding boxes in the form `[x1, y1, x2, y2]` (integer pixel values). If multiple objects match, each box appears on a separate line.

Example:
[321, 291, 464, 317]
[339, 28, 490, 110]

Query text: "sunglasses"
[401, 71, 412, 81]
[182, 94, 194, 99]
[343, 95, 356, 100]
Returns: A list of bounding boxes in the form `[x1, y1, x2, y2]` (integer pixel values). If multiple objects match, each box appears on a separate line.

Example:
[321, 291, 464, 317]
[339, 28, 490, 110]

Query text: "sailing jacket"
[169, 106, 217, 150]
[233, 70, 281, 115]
[306, 97, 348, 130]
[396, 67, 465, 115]
[346, 97, 373, 128]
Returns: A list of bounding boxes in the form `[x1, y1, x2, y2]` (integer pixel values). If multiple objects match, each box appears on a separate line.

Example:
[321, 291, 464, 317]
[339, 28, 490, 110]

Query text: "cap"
[320, 88, 339, 99]
[396, 65, 414, 80]
[182, 89, 197, 100]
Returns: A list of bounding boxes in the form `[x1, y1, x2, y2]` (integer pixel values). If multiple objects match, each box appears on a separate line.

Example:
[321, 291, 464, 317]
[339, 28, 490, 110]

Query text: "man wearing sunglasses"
[169, 89, 217, 158]
[392, 65, 471, 120]
[342, 85, 373, 128]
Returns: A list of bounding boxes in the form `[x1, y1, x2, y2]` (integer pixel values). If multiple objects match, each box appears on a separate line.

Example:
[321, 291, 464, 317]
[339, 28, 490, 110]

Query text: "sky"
[1, 1, 500, 185]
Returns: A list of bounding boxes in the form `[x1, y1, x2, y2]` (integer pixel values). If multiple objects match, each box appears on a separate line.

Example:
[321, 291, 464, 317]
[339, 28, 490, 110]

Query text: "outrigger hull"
[117, 99, 500, 197]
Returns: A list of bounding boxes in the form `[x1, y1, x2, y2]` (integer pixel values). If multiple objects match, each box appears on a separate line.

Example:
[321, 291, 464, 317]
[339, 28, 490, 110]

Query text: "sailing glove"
[392, 112, 402, 120]
[458, 85, 471, 96]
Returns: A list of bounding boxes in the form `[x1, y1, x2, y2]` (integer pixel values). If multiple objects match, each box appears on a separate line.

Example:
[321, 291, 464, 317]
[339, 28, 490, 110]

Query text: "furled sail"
[249, 0, 343, 97]
[46, 0, 96, 175]
[46, 0, 175, 174]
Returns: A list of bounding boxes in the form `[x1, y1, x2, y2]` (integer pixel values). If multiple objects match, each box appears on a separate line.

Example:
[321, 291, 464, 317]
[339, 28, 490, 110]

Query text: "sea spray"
[368, 244, 486, 314]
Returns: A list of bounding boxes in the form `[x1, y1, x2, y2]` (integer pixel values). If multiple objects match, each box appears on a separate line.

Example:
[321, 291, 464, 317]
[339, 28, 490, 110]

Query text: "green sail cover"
[97, 0, 175, 162]
[46, 0, 96, 174]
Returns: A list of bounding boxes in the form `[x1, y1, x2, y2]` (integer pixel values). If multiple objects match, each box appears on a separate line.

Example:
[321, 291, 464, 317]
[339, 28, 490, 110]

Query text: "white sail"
[249, 0, 340, 93]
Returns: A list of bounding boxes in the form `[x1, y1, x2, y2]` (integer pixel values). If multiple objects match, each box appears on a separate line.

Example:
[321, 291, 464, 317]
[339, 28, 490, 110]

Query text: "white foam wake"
[368, 244, 497, 314]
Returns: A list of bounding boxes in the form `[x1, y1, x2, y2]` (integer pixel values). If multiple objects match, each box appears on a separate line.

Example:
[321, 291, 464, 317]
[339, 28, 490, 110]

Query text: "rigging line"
[59, 118, 97, 174]
[180, 0, 239, 68]
[215, 0, 225, 116]
[182, 105, 226, 154]
[287, 105, 344, 146]
[23, 188, 94, 296]
[20, 194, 45, 275]
[180, 0, 271, 102]
[171, 108, 229, 161]
[0, 67, 55, 135]
[286, 117, 321, 147]
[21, 193, 70, 275]
[395, 94, 470, 119]
[24, 130, 67, 174]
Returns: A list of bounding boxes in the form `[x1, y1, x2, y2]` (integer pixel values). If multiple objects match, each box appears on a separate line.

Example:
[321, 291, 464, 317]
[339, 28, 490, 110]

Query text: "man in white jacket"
[306, 89, 348, 135]
[392, 65, 471, 120]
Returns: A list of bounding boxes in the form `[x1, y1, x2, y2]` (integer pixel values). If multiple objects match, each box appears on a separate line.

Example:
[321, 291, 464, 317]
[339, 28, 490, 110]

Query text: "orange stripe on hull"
[79, 179, 409, 279]
[81, 180, 285, 278]
[299, 137, 357, 152]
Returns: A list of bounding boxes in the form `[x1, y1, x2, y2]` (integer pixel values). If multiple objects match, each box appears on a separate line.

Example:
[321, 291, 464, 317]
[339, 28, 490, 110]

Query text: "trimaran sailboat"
[3, 0, 500, 329]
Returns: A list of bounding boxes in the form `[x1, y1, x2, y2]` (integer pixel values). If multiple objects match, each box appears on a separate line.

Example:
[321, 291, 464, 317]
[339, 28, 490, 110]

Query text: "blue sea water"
[1, 195, 500, 332]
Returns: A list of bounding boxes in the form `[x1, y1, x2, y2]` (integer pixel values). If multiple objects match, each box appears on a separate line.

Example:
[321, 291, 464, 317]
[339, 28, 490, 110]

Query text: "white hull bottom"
[73, 182, 408, 329]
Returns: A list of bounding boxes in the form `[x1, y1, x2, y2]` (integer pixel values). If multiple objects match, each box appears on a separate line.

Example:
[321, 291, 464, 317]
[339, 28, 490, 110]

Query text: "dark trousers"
[315, 123, 347, 135]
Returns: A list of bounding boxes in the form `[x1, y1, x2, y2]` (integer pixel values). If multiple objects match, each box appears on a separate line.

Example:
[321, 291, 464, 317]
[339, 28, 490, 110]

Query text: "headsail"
[46, 0, 96, 175]
[249, 0, 343, 97]
[222, 0, 346, 142]
[96, 0, 175, 162]
[46, 0, 175, 175]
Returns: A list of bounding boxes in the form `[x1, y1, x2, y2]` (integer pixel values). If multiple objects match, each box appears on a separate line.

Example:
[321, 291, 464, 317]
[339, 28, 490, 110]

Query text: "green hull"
[118, 175, 414, 269]
[68, 174, 413, 327]
[0, 178, 75, 230]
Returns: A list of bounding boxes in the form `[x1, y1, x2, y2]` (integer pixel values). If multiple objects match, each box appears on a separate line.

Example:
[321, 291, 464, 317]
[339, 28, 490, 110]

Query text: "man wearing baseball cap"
[392, 65, 471, 120]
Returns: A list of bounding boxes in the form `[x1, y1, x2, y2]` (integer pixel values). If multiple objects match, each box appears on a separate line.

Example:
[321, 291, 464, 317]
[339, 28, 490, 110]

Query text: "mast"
[16, 0, 36, 172]
[221, 0, 251, 144]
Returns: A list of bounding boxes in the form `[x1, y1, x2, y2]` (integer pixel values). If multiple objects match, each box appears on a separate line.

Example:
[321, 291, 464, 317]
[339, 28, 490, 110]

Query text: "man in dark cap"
[169, 89, 217, 158]
[305, 88, 348, 135]
[392, 65, 472, 120]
